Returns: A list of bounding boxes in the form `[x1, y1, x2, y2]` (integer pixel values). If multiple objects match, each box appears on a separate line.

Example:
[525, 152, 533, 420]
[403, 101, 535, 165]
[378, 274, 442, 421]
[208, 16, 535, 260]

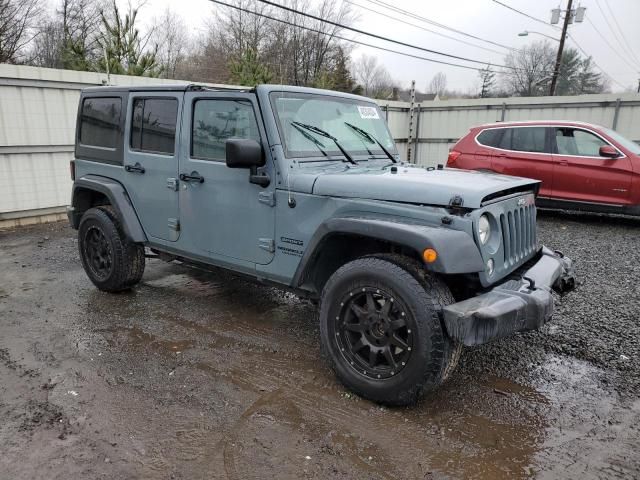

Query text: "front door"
[551, 126, 633, 205]
[177, 92, 275, 266]
[122, 93, 181, 242]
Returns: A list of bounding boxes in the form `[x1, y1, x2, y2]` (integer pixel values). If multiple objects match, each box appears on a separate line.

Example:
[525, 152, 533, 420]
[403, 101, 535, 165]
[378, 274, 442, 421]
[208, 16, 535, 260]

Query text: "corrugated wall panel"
[0, 152, 73, 212]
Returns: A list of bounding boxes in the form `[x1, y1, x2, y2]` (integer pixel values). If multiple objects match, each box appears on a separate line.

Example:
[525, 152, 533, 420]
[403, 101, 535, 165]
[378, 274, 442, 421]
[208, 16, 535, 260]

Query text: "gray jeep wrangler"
[68, 84, 575, 405]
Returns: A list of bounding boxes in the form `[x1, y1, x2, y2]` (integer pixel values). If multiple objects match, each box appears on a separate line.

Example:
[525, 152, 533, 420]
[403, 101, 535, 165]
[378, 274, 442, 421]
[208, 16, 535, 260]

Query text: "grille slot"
[501, 204, 536, 267]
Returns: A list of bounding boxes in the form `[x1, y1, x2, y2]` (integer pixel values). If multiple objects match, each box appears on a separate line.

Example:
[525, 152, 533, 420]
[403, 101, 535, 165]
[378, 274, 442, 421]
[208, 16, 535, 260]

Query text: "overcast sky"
[104, 0, 640, 92]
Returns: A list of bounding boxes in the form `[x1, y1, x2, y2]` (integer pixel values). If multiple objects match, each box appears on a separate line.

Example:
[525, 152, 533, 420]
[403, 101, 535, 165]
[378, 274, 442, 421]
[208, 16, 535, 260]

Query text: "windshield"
[602, 127, 640, 155]
[270, 92, 397, 159]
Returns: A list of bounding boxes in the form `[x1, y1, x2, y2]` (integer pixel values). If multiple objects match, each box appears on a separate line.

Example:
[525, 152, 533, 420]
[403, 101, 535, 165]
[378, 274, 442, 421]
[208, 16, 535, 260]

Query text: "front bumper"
[443, 247, 575, 346]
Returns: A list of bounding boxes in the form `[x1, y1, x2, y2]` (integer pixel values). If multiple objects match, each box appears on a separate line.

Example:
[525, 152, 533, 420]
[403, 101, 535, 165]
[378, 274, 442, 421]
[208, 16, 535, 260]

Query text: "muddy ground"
[0, 212, 639, 480]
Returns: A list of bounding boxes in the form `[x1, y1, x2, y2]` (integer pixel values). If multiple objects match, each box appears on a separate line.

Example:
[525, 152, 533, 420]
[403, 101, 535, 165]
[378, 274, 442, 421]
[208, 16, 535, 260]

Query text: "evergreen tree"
[329, 47, 355, 93]
[229, 48, 272, 86]
[478, 65, 495, 98]
[97, 1, 162, 77]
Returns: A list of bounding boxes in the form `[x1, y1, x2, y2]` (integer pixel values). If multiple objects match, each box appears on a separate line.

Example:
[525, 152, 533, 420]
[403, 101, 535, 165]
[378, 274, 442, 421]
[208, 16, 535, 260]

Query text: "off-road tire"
[319, 256, 461, 406]
[78, 206, 145, 292]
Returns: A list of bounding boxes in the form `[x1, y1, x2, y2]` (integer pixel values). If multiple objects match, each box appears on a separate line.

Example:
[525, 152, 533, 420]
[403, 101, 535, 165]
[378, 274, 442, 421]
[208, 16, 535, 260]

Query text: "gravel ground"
[0, 212, 639, 479]
[462, 210, 640, 398]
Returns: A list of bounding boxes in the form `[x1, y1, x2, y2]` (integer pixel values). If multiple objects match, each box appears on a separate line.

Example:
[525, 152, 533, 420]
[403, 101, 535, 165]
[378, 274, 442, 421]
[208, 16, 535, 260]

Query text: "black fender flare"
[292, 216, 485, 288]
[68, 175, 147, 243]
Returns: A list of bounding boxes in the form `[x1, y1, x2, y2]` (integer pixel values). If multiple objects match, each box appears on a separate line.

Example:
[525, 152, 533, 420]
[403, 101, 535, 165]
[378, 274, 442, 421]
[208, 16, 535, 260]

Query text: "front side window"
[130, 98, 178, 155]
[80, 97, 121, 148]
[555, 128, 608, 157]
[270, 92, 396, 159]
[510, 127, 547, 153]
[192, 99, 261, 161]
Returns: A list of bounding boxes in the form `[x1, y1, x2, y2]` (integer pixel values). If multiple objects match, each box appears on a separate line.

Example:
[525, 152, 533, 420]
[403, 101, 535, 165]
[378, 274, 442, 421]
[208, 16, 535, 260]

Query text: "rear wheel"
[78, 206, 145, 292]
[319, 256, 461, 406]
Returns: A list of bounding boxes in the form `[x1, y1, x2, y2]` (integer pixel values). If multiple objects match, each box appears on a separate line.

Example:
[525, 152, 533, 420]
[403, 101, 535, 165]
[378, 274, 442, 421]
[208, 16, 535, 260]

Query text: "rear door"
[551, 126, 632, 205]
[122, 93, 181, 242]
[490, 126, 554, 196]
[177, 91, 276, 266]
[474, 128, 503, 168]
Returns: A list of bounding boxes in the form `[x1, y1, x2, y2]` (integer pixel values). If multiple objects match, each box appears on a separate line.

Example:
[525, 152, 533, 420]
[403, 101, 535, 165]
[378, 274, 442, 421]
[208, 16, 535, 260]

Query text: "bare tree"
[150, 7, 190, 79]
[502, 41, 555, 96]
[30, 0, 106, 69]
[31, 21, 64, 68]
[0, 0, 42, 63]
[352, 54, 395, 99]
[502, 40, 607, 97]
[194, 0, 355, 86]
[427, 72, 447, 96]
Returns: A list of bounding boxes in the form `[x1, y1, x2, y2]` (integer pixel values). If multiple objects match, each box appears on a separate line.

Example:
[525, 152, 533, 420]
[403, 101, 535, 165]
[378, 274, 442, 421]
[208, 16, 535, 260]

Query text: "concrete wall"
[1, 64, 640, 224]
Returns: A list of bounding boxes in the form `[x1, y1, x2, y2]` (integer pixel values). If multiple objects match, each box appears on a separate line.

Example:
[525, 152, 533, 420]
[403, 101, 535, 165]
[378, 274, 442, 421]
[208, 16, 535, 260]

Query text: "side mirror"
[225, 138, 265, 168]
[599, 145, 620, 158]
[225, 138, 270, 187]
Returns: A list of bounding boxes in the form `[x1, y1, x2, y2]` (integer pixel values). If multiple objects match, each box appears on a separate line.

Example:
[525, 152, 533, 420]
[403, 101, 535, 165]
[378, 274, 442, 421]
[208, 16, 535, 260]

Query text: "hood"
[311, 165, 539, 208]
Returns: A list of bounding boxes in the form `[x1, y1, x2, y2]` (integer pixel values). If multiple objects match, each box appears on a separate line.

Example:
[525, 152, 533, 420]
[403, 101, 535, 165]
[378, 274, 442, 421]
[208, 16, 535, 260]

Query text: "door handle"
[179, 172, 205, 183]
[124, 163, 145, 174]
[498, 152, 508, 157]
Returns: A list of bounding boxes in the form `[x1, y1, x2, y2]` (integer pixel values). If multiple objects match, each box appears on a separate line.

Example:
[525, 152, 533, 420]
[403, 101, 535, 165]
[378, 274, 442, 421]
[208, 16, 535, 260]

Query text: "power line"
[345, 0, 508, 56]
[491, 0, 560, 30]
[363, 0, 516, 51]
[600, 0, 640, 68]
[585, 17, 640, 72]
[594, 0, 636, 63]
[205, 0, 492, 72]
[491, 0, 632, 89]
[567, 34, 628, 90]
[253, 0, 504, 68]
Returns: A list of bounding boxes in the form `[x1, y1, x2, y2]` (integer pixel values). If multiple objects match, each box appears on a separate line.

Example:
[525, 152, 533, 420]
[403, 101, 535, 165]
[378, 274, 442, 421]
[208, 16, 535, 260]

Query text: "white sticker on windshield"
[357, 106, 380, 120]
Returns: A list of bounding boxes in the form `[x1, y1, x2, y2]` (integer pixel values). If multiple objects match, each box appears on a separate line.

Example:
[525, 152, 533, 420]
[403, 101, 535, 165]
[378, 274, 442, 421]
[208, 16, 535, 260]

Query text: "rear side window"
[509, 127, 547, 153]
[476, 128, 504, 148]
[130, 98, 178, 155]
[79, 97, 121, 148]
[191, 99, 261, 161]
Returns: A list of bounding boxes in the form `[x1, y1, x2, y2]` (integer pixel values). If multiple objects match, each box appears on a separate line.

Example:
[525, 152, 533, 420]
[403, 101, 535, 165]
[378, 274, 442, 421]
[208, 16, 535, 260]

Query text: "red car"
[447, 120, 640, 216]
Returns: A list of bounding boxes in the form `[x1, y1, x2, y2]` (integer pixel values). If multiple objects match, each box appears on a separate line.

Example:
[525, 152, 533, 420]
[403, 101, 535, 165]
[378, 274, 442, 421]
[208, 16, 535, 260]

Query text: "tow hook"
[523, 276, 536, 291]
[555, 275, 576, 294]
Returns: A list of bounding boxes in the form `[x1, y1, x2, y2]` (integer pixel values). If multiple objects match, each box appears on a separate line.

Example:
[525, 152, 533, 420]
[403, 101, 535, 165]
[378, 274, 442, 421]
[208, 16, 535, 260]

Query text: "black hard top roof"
[81, 84, 251, 94]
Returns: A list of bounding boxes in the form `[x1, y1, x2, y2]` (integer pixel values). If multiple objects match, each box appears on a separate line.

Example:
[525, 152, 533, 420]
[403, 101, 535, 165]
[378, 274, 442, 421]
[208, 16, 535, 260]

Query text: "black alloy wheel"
[336, 287, 413, 380]
[83, 225, 113, 280]
[319, 255, 462, 405]
[78, 206, 145, 292]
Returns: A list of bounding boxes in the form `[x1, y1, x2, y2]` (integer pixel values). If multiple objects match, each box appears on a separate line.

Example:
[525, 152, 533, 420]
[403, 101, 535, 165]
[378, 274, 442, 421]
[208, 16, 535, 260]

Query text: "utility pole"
[637, 78, 640, 93]
[549, 0, 573, 96]
[406, 80, 416, 163]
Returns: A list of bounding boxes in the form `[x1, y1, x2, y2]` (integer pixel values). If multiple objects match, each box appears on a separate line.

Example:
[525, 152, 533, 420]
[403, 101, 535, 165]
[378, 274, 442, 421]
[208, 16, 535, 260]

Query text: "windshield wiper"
[344, 122, 397, 164]
[291, 123, 331, 158]
[291, 121, 357, 165]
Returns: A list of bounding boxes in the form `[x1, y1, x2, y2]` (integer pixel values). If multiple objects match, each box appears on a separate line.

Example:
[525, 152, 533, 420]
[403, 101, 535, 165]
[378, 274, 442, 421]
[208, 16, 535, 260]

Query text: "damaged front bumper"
[443, 247, 576, 346]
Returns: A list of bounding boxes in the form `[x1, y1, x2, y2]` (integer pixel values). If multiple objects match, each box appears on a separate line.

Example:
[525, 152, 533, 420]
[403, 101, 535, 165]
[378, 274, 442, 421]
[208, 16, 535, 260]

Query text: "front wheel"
[319, 256, 461, 406]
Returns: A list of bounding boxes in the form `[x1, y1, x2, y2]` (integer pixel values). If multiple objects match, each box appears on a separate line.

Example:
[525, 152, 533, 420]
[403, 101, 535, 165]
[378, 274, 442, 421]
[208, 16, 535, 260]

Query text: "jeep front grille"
[500, 205, 537, 267]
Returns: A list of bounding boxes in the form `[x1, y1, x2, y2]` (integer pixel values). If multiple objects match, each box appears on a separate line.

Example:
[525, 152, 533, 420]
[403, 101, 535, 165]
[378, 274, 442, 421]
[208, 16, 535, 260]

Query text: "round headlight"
[478, 214, 491, 245]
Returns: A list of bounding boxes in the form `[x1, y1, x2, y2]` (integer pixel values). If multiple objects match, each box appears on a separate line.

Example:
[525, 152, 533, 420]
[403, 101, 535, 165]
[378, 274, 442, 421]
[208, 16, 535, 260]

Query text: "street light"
[518, 30, 560, 43]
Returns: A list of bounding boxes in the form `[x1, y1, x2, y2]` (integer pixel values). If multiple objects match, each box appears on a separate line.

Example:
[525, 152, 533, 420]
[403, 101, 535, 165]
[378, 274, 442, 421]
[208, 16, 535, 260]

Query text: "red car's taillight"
[70, 160, 76, 180]
[447, 150, 462, 165]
